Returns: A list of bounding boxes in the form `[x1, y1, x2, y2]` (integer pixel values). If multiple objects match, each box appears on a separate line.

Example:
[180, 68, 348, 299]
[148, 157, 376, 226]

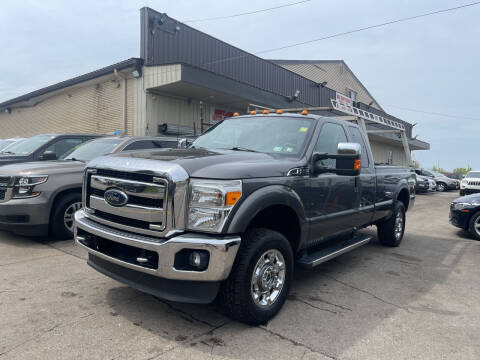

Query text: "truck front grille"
[0, 189, 5, 201]
[85, 170, 168, 236]
[468, 181, 480, 186]
[0, 176, 11, 187]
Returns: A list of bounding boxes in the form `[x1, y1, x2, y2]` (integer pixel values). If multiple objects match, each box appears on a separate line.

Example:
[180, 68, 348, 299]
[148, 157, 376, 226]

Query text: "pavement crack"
[324, 274, 410, 312]
[259, 326, 337, 360]
[288, 294, 337, 314]
[0, 323, 61, 357]
[151, 296, 218, 327]
[45, 243, 85, 261]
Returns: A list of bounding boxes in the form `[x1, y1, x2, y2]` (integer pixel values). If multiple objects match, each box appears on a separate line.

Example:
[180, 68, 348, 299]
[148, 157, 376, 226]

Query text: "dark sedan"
[449, 193, 480, 240]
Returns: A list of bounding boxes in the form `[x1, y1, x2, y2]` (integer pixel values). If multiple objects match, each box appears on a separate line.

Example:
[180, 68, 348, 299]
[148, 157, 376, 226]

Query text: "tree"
[453, 166, 472, 176]
[432, 165, 446, 173]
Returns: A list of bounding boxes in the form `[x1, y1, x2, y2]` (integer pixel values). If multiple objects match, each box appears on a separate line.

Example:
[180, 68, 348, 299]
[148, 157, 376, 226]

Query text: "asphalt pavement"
[0, 191, 479, 359]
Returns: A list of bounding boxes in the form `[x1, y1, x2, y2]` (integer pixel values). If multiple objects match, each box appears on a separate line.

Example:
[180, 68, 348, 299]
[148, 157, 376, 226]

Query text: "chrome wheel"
[251, 249, 286, 308]
[64, 202, 82, 232]
[437, 183, 446, 192]
[474, 217, 480, 236]
[394, 211, 404, 241]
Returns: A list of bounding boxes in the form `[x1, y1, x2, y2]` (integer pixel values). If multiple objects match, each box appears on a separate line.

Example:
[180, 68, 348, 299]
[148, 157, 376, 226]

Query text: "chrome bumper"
[74, 209, 241, 282]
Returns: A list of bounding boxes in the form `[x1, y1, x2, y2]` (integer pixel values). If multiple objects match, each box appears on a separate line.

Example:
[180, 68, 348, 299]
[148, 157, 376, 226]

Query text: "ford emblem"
[104, 188, 129, 207]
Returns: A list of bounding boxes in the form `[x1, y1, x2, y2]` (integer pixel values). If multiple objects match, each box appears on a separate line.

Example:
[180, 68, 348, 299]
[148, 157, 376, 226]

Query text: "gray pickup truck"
[75, 113, 415, 324]
[0, 136, 178, 239]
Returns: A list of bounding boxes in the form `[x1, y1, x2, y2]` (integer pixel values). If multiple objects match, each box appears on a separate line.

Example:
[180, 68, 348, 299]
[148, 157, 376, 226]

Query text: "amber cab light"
[276, 109, 284, 114]
[263, 110, 269, 114]
[301, 110, 308, 115]
[250, 110, 257, 115]
[233, 112, 240, 117]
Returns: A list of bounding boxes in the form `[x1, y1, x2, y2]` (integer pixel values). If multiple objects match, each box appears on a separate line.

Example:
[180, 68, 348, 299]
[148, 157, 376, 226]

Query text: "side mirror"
[40, 150, 57, 161]
[312, 143, 361, 176]
[178, 138, 188, 149]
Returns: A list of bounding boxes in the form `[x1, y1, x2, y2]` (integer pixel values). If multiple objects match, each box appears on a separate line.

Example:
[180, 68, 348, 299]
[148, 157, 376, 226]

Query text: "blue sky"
[1, 0, 478, 171]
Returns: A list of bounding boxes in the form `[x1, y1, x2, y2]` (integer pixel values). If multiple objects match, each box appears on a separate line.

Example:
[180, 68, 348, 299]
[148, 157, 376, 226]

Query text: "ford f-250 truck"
[74, 112, 415, 325]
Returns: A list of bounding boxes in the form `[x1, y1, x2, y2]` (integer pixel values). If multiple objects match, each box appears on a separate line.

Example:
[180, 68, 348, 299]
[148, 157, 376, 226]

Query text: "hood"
[0, 160, 85, 177]
[453, 193, 480, 204]
[0, 155, 29, 166]
[91, 148, 301, 179]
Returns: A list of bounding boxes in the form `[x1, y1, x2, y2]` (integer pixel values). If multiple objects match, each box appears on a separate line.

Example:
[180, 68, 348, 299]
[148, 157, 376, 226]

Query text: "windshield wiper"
[229, 147, 258, 152]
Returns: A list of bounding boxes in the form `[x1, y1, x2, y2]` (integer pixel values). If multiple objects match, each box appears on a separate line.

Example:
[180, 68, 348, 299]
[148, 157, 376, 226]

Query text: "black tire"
[218, 228, 294, 325]
[468, 212, 480, 241]
[377, 201, 406, 247]
[51, 192, 82, 240]
[459, 190, 465, 196]
[436, 182, 447, 192]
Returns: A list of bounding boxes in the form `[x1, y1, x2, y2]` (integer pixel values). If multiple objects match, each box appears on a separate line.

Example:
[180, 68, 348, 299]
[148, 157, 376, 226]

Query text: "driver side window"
[315, 123, 348, 169]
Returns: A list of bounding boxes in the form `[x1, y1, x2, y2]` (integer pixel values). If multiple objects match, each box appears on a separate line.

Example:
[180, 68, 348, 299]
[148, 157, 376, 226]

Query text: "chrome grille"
[0, 176, 11, 187]
[0, 188, 5, 201]
[468, 181, 480, 186]
[85, 172, 168, 236]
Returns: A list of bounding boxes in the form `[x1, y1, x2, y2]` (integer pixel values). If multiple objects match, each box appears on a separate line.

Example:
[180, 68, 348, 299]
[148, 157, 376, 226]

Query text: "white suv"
[460, 171, 480, 196]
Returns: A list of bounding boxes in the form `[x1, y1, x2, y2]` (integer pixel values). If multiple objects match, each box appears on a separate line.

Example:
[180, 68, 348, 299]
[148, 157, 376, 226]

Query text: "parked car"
[459, 171, 480, 196]
[450, 193, 480, 240]
[415, 169, 459, 192]
[0, 136, 179, 239]
[74, 112, 416, 325]
[415, 174, 436, 193]
[0, 134, 101, 166]
[0, 137, 25, 152]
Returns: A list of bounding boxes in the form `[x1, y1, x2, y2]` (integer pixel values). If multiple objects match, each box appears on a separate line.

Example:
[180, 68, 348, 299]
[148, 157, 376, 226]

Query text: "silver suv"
[0, 136, 178, 239]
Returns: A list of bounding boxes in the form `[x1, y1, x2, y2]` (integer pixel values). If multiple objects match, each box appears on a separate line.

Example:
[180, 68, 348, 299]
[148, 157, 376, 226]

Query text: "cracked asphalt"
[1, 192, 479, 359]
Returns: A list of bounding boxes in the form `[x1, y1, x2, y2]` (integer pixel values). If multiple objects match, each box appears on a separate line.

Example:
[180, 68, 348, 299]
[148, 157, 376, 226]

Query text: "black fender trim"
[225, 185, 307, 236]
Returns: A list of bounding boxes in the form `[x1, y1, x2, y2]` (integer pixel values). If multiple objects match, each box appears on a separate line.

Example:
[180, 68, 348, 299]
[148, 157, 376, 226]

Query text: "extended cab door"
[307, 122, 358, 242]
[346, 126, 376, 227]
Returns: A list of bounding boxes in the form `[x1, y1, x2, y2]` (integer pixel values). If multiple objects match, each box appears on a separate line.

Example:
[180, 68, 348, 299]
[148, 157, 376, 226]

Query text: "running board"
[297, 234, 372, 268]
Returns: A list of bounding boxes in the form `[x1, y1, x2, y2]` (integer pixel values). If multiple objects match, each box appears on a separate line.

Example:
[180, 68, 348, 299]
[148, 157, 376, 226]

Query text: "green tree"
[453, 166, 472, 176]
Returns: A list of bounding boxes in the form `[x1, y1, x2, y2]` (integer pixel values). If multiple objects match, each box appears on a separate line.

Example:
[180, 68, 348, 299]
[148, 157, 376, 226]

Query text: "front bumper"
[449, 209, 470, 230]
[74, 209, 241, 283]
[0, 193, 50, 236]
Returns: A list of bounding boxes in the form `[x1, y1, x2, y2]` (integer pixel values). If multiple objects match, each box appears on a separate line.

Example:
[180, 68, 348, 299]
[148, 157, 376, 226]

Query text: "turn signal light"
[276, 109, 283, 114]
[301, 110, 308, 115]
[225, 191, 242, 206]
[250, 110, 257, 115]
[263, 110, 269, 114]
[233, 112, 239, 116]
[354, 159, 361, 171]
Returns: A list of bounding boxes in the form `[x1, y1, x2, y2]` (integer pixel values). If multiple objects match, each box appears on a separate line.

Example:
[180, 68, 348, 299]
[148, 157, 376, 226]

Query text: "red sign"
[336, 92, 352, 106]
[212, 109, 234, 122]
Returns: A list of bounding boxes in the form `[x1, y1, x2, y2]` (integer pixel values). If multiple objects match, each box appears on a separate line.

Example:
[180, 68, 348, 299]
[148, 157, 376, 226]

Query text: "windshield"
[3, 135, 55, 155]
[62, 138, 123, 161]
[466, 171, 480, 178]
[0, 140, 14, 151]
[191, 116, 314, 156]
[432, 171, 447, 178]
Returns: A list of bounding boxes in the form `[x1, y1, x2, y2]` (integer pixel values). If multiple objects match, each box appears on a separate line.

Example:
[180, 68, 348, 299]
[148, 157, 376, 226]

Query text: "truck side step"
[297, 234, 372, 268]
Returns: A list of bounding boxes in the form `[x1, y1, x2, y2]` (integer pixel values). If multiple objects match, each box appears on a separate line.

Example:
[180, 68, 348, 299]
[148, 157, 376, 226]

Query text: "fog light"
[174, 249, 210, 271]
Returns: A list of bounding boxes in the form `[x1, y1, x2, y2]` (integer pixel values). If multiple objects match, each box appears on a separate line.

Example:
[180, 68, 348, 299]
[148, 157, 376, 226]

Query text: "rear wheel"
[377, 201, 406, 247]
[468, 212, 480, 241]
[218, 228, 293, 325]
[460, 190, 465, 196]
[51, 192, 82, 240]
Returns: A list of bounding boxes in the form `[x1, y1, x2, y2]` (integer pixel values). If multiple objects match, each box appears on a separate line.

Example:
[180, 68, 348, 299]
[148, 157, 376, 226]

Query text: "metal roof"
[0, 58, 143, 109]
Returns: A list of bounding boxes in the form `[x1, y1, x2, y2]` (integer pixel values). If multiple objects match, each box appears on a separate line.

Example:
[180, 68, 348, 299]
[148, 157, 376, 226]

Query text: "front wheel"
[51, 192, 83, 240]
[218, 228, 293, 325]
[437, 182, 447, 192]
[377, 202, 406, 247]
[468, 212, 480, 241]
[459, 190, 465, 196]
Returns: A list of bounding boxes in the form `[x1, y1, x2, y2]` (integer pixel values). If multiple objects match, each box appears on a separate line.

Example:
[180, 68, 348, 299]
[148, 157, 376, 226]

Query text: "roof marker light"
[301, 110, 308, 115]
[250, 110, 257, 115]
[263, 110, 269, 114]
[233, 112, 239, 116]
[276, 109, 283, 114]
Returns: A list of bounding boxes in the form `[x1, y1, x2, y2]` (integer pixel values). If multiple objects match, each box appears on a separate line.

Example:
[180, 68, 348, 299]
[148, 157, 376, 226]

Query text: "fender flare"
[225, 185, 307, 235]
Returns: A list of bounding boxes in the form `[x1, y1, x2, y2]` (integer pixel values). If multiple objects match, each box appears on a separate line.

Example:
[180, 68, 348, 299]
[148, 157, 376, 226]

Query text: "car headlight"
[187, 179, 242, 232]
[452, 202, 471, 211]
[13, 175, 48, 198]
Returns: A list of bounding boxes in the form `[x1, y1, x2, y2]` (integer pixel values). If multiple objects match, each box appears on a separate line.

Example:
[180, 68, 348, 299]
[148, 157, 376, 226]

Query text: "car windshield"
[466, 171, 480, 178]
[2, 135, 55, 155]
[191, 116, 314, 156]
[0, 140, 14, 151]
[62, 138, 123, 161]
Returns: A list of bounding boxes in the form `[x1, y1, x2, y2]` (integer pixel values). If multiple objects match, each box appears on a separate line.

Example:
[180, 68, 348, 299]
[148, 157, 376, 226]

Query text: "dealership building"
[0, 7, 429, 165]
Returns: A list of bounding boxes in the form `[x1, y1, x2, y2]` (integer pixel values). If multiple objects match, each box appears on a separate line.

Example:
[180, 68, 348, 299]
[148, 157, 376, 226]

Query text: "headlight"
[452, 202, 471, 211]
[187, 179, 242, 232]
[13, 175, 48, 198]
